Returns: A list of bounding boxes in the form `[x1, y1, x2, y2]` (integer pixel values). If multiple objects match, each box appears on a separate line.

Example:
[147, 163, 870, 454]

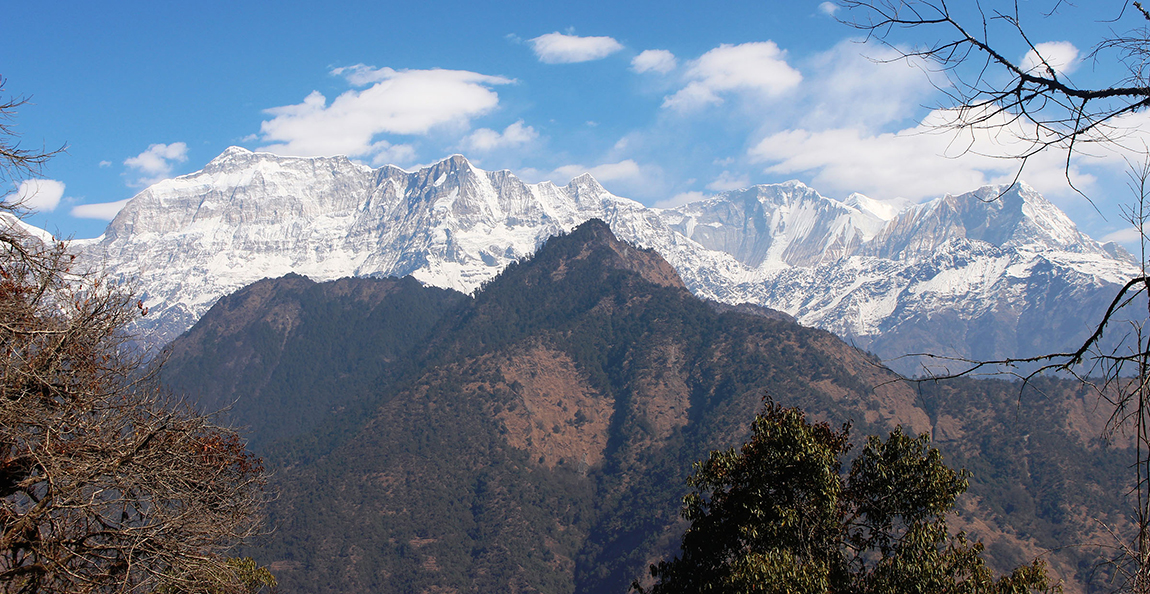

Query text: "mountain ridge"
[74, 147, 1139, 370]
[161, 219, 1127, 593]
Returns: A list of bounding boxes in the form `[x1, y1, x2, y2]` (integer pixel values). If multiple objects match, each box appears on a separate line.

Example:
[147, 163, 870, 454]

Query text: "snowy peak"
[564, 173, 614, 210]
[75, 146, 1141, 371]
[843, 192, 903, 221]
[204, 145, 258, 168]
[1006, 183, 1090, 248]
[78, 150, 652, 345]
[660, 181, 882, 268]
[0, 213, 56, 244]
[864, 182, 1098, 260]
[404, 154, 501, 223]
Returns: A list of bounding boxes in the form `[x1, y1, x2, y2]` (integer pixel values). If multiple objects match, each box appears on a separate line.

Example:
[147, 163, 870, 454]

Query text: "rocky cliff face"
[76, 147, 1140, 369]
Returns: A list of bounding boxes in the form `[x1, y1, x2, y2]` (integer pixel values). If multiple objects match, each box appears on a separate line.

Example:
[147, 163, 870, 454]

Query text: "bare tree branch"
[0, 82, 273, 594]
[838, 3, 1150, 589]
[840, 0, 1150, 204]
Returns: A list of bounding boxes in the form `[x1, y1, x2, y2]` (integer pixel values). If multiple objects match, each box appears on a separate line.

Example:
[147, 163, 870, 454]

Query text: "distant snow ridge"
[76, 148, 1140, 369]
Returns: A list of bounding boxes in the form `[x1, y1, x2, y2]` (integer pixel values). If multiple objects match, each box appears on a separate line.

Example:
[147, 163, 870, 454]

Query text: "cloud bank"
[1021, 41, 1080, 76]
[462, 120, 539, 153]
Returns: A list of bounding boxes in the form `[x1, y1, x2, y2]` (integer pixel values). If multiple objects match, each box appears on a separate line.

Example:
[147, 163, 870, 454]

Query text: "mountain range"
[160, 220, 1128, 593]
[75, 147, 1139, 371]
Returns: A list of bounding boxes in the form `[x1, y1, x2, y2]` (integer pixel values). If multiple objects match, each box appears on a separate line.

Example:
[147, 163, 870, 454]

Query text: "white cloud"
[71, 199, 130, 220]
[517, 159, 666, 200]
[11, 179, 65, 212]
[799, 40, 937, 131]
[655, 191, 710, 209]
[257, 67, 513, 161]
[706, 171, 750, 191]
[553, 159, 643, 184]
[367, 141, 418, 166]
[663, 42, 802, 111]
[819, 2, 838, 16]
[1102, 226, 1144, 245]
[98, 160, 111, 168]
[124, 142, 188, 187]
[749, 107, 1099, 203]
[530, 32, 624, 64]
[461, 120, 539, 153]
[330, 64, 394, 86]
[632, 49, 677, 74]
[1022, 41, 1080, 76]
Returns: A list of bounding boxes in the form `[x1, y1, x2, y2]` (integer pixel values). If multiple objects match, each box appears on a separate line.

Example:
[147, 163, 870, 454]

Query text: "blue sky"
[6, 1, 1150, 247]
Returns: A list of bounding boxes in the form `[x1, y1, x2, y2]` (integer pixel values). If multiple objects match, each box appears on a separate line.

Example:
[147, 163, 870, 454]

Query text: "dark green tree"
[635, 401, 1054, 594]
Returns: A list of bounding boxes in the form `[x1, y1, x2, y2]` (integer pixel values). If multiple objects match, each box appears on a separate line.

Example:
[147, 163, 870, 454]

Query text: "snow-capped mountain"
[74, 147, 1140, 371]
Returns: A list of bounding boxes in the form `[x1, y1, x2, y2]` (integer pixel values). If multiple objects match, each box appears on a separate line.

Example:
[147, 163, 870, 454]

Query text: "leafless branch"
[0, 82, 272, 594]
[840, 0, 1150, 205]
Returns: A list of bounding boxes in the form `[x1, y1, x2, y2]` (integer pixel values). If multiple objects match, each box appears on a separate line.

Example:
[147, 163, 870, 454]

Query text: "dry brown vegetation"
[0, 81, 271, 594]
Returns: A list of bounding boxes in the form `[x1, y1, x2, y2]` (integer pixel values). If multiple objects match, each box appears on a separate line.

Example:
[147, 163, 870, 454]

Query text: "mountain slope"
[79, 148, 1139, 370]
[161, 273, 467, 449]
[164, 220, 1126, 593]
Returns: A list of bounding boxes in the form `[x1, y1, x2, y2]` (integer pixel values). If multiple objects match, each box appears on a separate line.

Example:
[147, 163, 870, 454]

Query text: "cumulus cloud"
[663, 42, 802, 111]
[819, 2, 838, 16]
[11, 179, 65, 212]
[71, 199, 130, 220]
[1021, 41, 1080, 76]
[124, 143, 188, 187]
[461, 120, 539, 153]
[530, 32, 624, 64]
[257, 66, 513, 161]
[632, 49, 677, 74]
[748, 107, 1100, 202]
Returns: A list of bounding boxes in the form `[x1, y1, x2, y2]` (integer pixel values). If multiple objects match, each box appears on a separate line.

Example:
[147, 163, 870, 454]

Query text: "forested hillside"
[164, 220, 1129, 593]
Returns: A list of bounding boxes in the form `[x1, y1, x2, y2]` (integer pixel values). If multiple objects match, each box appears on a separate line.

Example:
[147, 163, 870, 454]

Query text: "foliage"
[635, 401, 1055, 594]
[0, 86, 271, 594]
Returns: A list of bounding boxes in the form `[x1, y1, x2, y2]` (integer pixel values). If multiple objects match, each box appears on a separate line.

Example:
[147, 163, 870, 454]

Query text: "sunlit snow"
[70, 147, 1142, 351]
